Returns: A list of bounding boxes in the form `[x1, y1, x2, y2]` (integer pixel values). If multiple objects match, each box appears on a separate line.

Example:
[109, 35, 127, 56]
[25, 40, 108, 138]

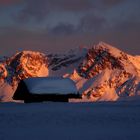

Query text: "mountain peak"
[95, 42, 125, 58]
[77, 42, 129, 79]
[4, 50, 49, 84]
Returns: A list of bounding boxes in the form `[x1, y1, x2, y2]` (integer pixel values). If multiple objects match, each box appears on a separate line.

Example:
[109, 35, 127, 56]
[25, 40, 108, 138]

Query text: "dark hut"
[13, 77, 81, 103]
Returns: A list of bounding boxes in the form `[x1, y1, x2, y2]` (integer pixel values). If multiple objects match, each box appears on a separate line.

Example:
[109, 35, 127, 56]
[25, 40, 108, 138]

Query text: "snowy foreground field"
[0, 101, 140, 140]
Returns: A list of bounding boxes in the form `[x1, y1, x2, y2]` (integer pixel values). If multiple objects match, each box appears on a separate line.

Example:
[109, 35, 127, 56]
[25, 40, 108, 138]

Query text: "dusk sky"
[0, 0, 140, 56]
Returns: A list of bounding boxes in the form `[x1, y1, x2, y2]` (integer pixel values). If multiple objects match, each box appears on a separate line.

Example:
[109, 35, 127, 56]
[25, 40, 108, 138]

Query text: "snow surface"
[128, 55, 140, 76]
[0, 82, 15, 102]
[70, 69, 119, 101]
[0, 101, 140, 140]
[24, 77, 78, 94]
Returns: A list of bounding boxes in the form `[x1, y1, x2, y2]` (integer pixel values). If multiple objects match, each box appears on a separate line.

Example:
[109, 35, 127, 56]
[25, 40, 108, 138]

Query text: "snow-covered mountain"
[0, 51, 49, 101]
[0, 42, 140, 102]
[69, 42, 140, 101]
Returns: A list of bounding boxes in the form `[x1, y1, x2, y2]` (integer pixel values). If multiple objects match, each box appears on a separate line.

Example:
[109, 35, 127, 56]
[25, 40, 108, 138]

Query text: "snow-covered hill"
[0, 42, 140, 102]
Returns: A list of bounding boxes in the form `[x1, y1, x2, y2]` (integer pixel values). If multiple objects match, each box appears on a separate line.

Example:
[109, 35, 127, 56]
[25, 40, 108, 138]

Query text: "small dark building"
[13, 77, 81, 103]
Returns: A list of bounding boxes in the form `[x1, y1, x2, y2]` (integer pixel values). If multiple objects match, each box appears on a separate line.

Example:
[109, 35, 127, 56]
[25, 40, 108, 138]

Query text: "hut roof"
[23, 77, 77, 94]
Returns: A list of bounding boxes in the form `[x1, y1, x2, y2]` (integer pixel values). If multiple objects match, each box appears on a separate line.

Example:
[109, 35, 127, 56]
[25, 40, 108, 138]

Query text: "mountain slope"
[48, 47, 87, 76]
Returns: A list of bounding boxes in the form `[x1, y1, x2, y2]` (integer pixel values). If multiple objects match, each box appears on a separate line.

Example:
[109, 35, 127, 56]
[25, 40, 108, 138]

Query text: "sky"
[0, 0, 140, 56]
